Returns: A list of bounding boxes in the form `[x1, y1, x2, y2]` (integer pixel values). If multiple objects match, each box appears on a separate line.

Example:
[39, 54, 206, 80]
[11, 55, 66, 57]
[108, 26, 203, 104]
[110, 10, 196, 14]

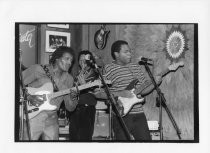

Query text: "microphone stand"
[19, 49, 31, 140]
[91, 62, 134, 140]
[108, 100, 113, 140]
[143, 61, 181, 140]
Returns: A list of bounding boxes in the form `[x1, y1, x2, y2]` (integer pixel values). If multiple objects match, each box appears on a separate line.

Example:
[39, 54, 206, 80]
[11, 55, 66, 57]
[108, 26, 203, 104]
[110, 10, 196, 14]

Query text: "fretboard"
[49, 83, 97, 99]
[133, 67, 170, 95]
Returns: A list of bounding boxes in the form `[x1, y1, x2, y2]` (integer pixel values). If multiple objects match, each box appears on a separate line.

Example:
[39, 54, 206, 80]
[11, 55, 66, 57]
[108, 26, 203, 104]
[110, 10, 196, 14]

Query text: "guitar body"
[26, 82, 57, 119]
[118, 89, 144, 117]
[116, 79, 144, 117]
[94, 25, 110, 50]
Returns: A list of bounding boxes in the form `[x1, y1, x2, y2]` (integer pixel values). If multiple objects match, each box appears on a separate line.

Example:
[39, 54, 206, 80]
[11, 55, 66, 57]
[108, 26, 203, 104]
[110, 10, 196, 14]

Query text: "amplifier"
[93, 110, 109, 140]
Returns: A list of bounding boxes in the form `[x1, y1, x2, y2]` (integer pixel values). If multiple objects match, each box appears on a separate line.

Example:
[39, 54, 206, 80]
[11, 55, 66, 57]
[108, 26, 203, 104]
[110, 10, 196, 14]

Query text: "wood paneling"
[86, 24, 116, 66]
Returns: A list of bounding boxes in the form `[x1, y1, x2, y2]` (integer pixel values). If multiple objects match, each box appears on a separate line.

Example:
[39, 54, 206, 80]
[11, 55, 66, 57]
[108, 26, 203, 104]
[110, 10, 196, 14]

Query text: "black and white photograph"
[16, 23, 198, 142]
[1, 1, 210, 153]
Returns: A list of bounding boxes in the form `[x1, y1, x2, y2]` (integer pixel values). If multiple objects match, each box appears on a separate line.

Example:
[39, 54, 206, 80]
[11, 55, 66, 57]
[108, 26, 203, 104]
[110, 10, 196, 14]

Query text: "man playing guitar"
[95, 40, 183, 140]
[22, 46, 78, 140]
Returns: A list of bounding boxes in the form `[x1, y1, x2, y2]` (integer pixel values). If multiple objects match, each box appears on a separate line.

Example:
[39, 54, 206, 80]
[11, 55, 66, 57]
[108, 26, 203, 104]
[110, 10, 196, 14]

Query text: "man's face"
[115, 44, 132, 65]
[57, 52, 73, 72]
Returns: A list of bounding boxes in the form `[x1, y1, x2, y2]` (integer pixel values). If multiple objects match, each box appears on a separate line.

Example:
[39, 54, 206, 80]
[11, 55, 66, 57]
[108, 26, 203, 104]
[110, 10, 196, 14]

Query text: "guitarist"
[22, 46, 78, 140]
[95, 40, 163, 141]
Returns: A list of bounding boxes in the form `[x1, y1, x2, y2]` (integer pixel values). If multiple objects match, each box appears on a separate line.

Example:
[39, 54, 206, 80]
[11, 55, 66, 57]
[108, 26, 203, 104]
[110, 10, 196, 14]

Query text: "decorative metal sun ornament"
[165, 25, 188, 62]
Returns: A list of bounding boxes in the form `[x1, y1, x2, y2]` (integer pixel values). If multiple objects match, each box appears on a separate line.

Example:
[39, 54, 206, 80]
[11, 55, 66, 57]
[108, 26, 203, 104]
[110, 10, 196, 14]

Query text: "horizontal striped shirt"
[104, 62, 152, 113]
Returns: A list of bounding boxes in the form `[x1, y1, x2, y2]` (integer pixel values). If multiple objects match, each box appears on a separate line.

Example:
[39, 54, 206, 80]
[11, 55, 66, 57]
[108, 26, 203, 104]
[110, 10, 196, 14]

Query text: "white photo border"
[47, 24, 69, 29]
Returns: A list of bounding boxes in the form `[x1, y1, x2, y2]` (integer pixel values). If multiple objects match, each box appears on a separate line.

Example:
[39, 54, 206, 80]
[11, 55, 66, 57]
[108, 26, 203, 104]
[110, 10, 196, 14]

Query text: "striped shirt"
[104, 62, 152, 113]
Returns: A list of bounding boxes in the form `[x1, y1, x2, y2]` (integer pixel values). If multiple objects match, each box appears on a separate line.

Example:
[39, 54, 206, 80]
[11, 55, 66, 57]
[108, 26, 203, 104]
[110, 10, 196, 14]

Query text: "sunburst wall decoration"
[164, 25, 189, 63]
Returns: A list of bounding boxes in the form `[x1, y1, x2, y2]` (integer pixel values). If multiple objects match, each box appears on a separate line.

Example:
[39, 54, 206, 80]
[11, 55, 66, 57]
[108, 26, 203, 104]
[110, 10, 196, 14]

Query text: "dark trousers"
[113, 112, 151, 141]
[69, 105, 96, 141]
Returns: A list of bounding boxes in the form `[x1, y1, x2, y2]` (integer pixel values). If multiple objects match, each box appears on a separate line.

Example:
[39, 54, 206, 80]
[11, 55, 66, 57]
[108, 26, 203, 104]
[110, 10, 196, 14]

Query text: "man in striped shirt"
[96, 40, 162, 140]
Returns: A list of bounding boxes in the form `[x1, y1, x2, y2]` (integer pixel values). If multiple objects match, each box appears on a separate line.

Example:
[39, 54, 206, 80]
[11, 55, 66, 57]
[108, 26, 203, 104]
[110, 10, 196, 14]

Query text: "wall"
[39, 24, 83, 76]
[19, 24, 38, 68]
[83, 24, 117, 66]
[86, 24, 195, 140]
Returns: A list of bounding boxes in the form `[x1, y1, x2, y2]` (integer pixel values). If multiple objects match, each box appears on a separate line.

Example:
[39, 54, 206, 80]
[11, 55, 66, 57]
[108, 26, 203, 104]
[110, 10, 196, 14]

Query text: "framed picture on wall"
[46, 30, 71, 52]
[47, 24, 69, 29]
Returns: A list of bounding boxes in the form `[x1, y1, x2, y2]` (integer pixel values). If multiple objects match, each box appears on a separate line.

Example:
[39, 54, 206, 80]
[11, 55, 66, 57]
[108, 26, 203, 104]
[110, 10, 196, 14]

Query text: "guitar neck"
[133, 67, 170, 95]
[50, 88, 74, 99]
[158, 67, 170, 78]
[49, 83, 95, 99]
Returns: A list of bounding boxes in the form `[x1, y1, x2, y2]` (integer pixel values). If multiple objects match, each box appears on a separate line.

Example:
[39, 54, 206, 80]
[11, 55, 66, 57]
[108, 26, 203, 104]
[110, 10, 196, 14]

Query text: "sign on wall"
[19, 24, 37, 68]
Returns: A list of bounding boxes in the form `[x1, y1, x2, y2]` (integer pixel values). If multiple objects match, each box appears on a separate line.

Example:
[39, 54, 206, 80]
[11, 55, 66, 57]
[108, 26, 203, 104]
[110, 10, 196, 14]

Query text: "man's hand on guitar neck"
[69, 89, 79, 102]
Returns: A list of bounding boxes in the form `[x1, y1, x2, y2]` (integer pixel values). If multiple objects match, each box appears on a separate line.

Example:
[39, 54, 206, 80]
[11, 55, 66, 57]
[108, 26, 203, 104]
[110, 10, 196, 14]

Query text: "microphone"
[84, 54, 91, 60]
[85, 54, 94, 63]
[138, 56, 153, 65]
[84, 54, 97, 68]
[138, 56, 153, 62]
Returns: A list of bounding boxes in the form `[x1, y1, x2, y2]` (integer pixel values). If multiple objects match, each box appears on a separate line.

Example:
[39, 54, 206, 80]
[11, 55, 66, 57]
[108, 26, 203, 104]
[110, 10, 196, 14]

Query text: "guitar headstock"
[168, 61, 184, 71]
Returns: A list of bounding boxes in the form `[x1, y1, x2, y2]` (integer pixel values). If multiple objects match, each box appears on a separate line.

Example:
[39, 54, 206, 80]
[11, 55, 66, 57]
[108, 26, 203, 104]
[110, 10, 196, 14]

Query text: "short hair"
[49, 46, 75, 65]
[111, 40, 128, 60]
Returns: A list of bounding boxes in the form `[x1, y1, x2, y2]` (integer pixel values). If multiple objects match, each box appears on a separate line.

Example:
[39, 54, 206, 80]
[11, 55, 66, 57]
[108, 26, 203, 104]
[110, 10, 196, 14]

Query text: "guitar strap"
[41, 65, 59, 92]
[127, 64, 140, 87]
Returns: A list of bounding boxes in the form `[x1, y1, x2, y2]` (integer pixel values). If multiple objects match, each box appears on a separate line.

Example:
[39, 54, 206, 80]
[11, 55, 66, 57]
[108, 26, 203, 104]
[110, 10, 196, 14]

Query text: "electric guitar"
[26, 79, 111, 119]
[117, 61, 184, 117]
[94, 25, 110, 50]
